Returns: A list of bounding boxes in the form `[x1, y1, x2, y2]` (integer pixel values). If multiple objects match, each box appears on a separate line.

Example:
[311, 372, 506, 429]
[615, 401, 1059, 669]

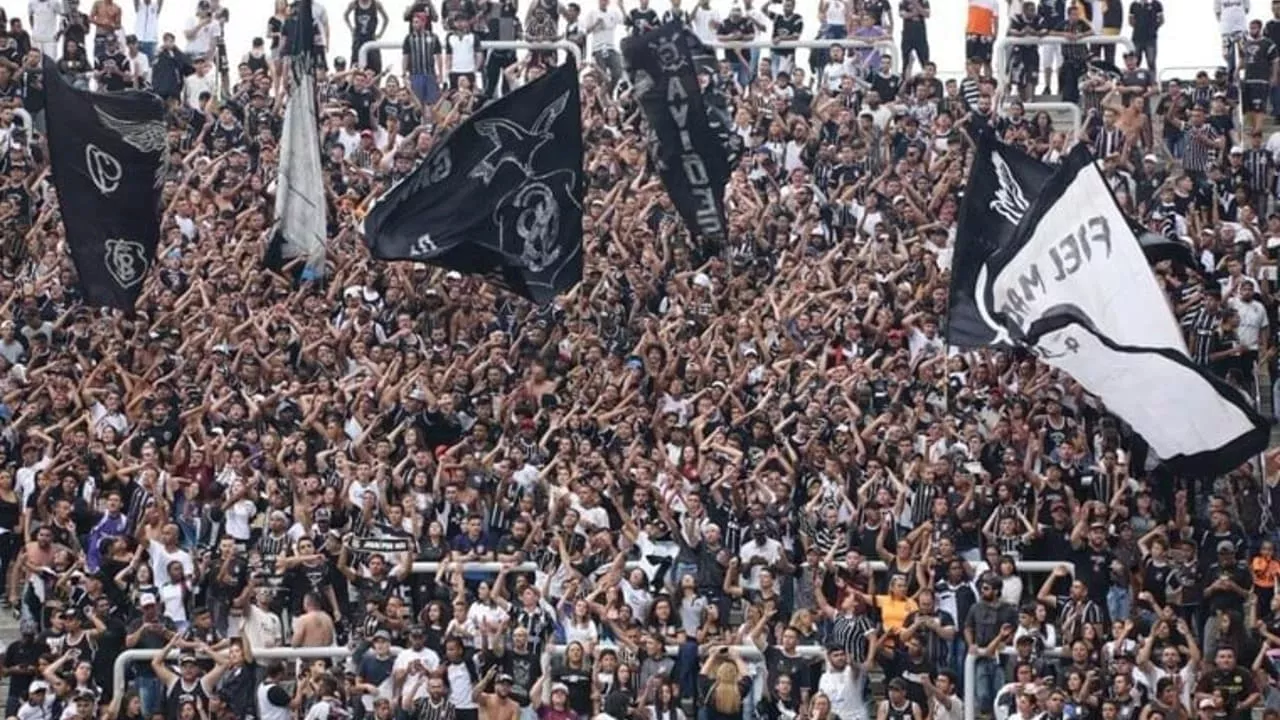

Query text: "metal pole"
[112, 646, 352, 702]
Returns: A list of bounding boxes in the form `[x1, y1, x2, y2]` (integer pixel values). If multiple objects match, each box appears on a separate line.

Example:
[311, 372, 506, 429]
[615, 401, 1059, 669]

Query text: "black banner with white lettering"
[953, 141, 1267, 476]
[43, 56, 166, 310]
[622, 23, 734, 245]
[362, 60, 583, 304]
[344, 534, 416, 555]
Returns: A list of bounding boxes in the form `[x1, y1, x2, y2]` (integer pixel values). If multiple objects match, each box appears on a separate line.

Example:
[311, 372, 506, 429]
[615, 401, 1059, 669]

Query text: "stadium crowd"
[0, 0, 1278, 720]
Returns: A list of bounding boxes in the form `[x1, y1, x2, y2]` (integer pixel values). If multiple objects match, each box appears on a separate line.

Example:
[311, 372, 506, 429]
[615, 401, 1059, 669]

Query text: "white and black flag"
[622, 23, 739, 246]
[43, 55, 166, 310]
[266, 0, 327, 277]
[949, 139, 1268, 476]
[361, 60, 584, 304]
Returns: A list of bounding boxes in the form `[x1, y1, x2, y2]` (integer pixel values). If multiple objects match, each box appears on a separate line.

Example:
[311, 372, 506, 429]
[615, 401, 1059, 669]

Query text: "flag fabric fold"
[267, 0, 327, 276]
[42, 55, 166, 310]
[949, 138, 1268, 476]
[622, 23, 736, 244]
[361, 60, 584, 304]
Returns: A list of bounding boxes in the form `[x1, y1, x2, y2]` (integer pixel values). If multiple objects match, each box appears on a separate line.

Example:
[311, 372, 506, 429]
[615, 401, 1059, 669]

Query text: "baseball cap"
[1217, 540, 1236, 553]
[29, 681, 49, 695]
[551, 683, 570, 695]
[139, 593, 158, 606]
[373, 630, 391, 641]
[1199, 699, 1216, 710]
[179, 654, 198, 665]
[496, 673, 514, 684]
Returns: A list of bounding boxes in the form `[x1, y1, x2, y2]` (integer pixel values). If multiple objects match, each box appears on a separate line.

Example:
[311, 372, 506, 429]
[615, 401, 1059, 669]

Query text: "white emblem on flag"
[85, 144, 122, 195]
[989, 151, 1030, 226]
[104, 238, 148, 288]
[410, 234, 440, 259]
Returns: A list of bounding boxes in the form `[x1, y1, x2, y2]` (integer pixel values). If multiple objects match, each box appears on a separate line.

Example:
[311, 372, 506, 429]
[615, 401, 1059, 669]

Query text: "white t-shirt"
[149, 539, 195, 584]
[584, 7, 624, 54]
[738, 538, 783, 590]
[127, 51, 152, 83]
[160, 582, 188, 625]
[1229, 297, 1269, 349]
[134, 0, 162, 42]
[394, 648, 442, 703]
[823, 0, 848, 26]
[183, 72, 216, 111]
[689, 6, 721, 44]
[29, 0, 64, 41]
[1216, 0, 1249, 35]
[183, 15, 221, 58]
[225, 499, 256, 541]
[819, 665, 868, 720]
[446, 33, 478, 73]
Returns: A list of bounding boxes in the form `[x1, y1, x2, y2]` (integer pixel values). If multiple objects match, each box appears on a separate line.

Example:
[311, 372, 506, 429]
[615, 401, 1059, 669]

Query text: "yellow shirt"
[876, 595, 919, 631]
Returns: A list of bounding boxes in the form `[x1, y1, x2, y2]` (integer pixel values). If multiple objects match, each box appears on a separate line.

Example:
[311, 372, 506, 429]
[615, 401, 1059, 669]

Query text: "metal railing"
[546, 643, 825, 660]
[994, 35, 1136, 93]
[112, 645, 352, 702]
[409, 559, 1072, 577]
[708, 38, 901, 76]
[1024, 101, 1083, 137]
[965, 648, 1068, 720]
[356, 39, 583, 72]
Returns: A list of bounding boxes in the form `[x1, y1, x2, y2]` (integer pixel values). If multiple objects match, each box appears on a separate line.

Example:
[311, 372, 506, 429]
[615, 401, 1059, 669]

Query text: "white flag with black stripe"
[951, 141, 1267, 476]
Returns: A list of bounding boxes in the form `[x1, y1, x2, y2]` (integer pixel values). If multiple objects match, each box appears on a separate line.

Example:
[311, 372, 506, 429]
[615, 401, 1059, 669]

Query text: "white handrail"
[112, 646, 352, 704]
[965, 648, 1069, 720]
[994, 35, 1135, 93]
[356, 39, 583, 71]
[408, 559, 1073, 575]
[707, 38, 900, 76]
[1024, 101, 1084, 137]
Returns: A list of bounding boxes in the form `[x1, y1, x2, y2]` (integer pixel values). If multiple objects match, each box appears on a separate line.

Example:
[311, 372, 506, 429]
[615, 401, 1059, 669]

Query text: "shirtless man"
[291, 592, 335, 647]
[20, 526, 63, 619]
[473, 668, 521, 720]
[88, 0, 122, 60]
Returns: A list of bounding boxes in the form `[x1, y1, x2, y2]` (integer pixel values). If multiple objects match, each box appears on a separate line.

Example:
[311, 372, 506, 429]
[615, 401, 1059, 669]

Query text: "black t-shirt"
[763, 646, 810, 706]
[1072, 543, 1115, 600]
[1242, 36, 1278, 82]
[1197, 668, 1256, 720]
[626, 7, 659, 34]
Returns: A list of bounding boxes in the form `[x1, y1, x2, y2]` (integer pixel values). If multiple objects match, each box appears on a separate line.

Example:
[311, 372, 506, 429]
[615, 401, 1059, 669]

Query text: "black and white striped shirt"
[1182, 124, 1220, 173]
[830, 611, 876, 664]
[410, 696, 457, 720]
[402, 29, 440, 76]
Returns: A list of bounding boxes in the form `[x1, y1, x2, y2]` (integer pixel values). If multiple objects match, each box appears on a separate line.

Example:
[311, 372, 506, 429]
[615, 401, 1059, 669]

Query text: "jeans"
[410, 73, 441, 105]
[973, 656, 1004, 715]
[1107, 586, 1132, 623]
[136, 674, 165, 716]
[139, 41, 156, 59]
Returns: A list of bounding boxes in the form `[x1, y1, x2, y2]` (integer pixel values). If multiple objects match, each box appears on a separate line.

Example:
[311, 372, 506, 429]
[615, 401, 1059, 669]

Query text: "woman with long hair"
[647, 680, 686, 720]
[699, 647, 751, 720]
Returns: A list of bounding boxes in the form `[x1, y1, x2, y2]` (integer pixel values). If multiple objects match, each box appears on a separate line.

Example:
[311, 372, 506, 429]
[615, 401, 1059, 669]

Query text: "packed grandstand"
[0, 0, 1278, 720]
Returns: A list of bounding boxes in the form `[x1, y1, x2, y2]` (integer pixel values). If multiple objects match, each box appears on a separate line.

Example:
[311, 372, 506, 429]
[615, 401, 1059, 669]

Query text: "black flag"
[948, 132, 1195, 347]
[622, 23, 736, 244]
[950, 142, 1267, 476]
[362, 61, 584, 304]
[43, 56, 166, 310]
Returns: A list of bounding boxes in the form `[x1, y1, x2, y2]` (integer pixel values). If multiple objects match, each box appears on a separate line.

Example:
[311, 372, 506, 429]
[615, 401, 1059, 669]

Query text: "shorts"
[1245, 81, 1269, 112]
[967, 35, 993, 62]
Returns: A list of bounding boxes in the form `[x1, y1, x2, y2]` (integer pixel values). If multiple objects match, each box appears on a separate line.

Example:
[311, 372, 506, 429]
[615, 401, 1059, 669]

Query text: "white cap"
[139, 593, 158, 606]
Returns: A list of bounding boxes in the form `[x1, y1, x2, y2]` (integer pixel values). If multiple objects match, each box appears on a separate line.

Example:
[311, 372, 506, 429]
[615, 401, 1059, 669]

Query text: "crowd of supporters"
[0, 1, 1279, 720]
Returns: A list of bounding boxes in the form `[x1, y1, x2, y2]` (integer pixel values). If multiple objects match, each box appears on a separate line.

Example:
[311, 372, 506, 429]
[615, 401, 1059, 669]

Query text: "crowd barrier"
[112, 645, 353, 704]
[993, 35, 1136, 95]
[356, 39, 584, 72]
